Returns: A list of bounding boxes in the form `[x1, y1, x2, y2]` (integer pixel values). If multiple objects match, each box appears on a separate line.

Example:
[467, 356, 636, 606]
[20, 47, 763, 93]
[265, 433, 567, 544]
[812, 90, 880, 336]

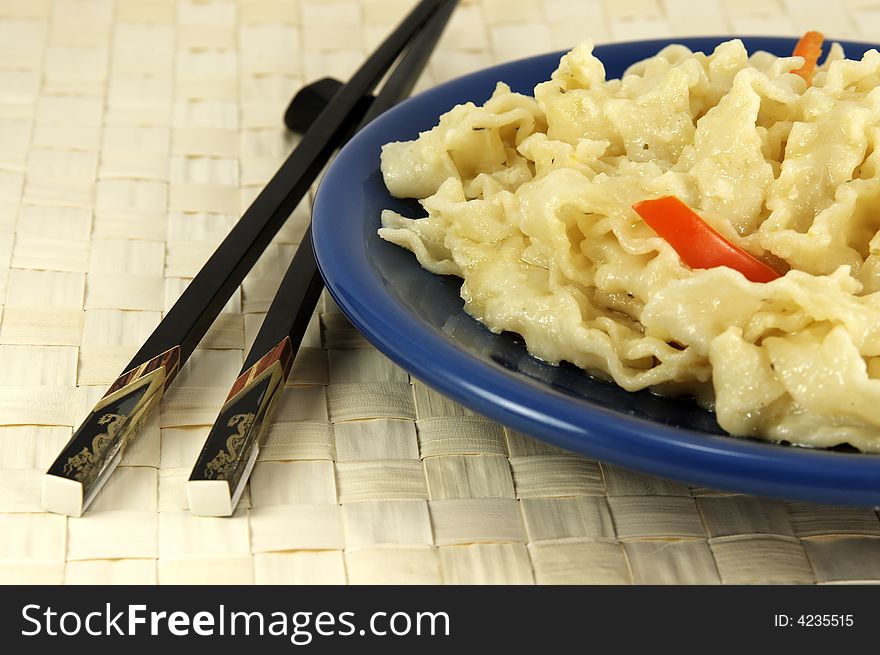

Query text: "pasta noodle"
[378, 38, 880, 451]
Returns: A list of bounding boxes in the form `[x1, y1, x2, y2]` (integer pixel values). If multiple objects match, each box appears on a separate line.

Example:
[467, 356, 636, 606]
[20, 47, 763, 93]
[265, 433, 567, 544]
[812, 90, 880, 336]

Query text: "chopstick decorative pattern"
[226, 338, 294, 402]
[43, 346, 180, 516]
[194, 337, 294, 484]
[188, 348, 290, 514]
[42, 0, 453, 517]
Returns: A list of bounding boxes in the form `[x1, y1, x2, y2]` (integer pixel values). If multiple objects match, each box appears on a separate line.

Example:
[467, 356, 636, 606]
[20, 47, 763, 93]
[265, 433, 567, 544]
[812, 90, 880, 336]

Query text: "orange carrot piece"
[791, 31, 824, 84]
[632, 196, 782, 284]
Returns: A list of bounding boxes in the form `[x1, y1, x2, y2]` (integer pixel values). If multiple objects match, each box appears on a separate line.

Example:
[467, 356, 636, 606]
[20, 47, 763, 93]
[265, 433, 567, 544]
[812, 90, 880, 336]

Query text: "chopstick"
[41, 0, 454, 518]
[186, 0, 458, 517]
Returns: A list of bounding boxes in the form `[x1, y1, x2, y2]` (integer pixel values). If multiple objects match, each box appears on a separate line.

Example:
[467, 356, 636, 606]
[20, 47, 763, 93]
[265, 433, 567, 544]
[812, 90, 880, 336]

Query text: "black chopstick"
[186, 0, 458, 517]
[42, 0, 453, 517]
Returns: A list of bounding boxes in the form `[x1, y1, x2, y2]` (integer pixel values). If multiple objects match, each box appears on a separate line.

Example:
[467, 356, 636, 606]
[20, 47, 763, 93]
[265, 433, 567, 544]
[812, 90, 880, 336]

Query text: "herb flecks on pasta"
[378, 38, 880, 451]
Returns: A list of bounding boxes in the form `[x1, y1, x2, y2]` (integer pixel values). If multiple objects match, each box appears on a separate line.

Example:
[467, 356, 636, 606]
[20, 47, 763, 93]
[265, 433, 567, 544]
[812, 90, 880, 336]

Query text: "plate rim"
[312, 35, 880, 507]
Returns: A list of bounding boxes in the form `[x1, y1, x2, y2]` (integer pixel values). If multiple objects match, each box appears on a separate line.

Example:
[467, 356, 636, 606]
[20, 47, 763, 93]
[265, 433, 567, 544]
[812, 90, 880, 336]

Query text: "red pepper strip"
[632, 196, 781, 283]
[791, 31, 824, 85]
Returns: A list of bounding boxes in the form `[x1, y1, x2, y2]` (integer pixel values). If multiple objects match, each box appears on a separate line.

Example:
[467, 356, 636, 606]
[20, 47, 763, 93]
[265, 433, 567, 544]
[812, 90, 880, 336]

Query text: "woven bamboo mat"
[1, 0, 879, 585]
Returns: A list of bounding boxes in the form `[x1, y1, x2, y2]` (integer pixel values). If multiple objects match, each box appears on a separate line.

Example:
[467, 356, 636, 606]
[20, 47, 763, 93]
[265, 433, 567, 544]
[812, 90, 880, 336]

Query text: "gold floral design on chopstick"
[62, 413, 127, 484]
[46, 345, 180, 495]
[203, 413, 256, 480]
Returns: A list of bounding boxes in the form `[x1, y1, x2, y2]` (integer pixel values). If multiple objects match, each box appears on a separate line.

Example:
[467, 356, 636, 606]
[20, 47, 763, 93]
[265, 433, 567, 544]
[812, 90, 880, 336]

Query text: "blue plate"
[312, 36, 880, 507]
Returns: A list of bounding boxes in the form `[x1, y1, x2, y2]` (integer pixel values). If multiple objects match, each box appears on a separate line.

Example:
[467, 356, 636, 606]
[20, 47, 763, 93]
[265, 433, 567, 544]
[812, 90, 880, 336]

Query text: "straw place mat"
[0, 0, 879, 585]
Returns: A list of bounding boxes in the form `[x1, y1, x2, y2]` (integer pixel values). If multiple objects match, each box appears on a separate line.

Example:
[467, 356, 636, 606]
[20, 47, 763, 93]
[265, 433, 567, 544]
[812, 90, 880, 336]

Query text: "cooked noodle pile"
[378, 39, 880, 451]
